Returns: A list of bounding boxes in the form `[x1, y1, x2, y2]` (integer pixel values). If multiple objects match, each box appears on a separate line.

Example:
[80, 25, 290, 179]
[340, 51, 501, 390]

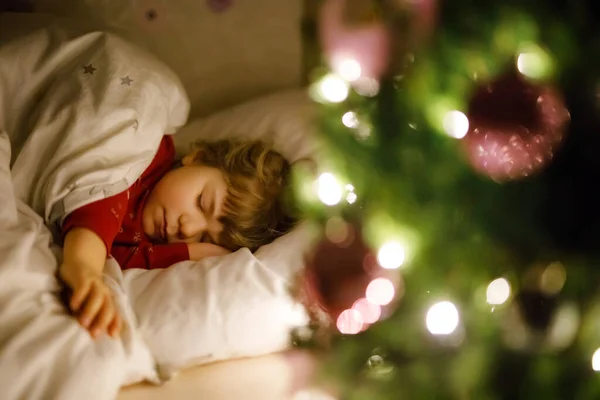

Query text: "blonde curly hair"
[191, 139, 296, 251]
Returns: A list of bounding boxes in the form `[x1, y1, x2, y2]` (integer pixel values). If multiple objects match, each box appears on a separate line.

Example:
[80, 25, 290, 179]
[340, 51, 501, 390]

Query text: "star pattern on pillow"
[83, 64, 97, 75]
[121, 75, 134, 86]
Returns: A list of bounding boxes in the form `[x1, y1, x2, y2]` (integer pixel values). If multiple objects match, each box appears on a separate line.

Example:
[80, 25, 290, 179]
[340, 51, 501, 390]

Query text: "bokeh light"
[325, 216, 351, 245]
[377, 241, 406, 269]
[426, 301, 460, 335]
[316, 172, 343, 206]
[365, 278, 395, 306]
[516, 44, 553, 80]
[540, 262, 566, 295]
[547, 303, 580, 350]
[592, 348, 600, 371]
[486, 278, 511, 305]
[333, 57, 362, 82]
[443, 110, 469, 139]
[346, 192, 357, 204]
[336, 309, 363, 335]
[353, 77, 380, 97]
[342, 111, 359, 128]
[315, 74, 349, 103]
[352, 298, 382, 324]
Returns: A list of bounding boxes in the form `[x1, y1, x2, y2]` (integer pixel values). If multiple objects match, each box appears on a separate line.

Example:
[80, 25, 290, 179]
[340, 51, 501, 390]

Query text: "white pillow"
[123, 249, 311, 379]
[34, 0, 303, 117]
[123, 89, 319, 376]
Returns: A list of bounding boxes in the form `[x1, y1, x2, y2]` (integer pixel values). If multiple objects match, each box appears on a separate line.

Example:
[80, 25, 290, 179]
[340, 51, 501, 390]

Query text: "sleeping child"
[59, 135, 294, 340]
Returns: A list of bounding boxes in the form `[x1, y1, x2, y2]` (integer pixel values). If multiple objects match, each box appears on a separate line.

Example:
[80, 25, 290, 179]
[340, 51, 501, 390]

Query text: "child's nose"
[179, 214, 207, 240]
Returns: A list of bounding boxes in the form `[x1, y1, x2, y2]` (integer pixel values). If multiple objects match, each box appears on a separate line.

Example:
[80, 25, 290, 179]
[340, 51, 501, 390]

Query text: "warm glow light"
[318, 74, 349, 103]
[316, 173, 343, 206]
[342, 111, 359, 128]
[325, 216, 350, 244]
[541, 262, 567, 295]
[365, 278, 395, 306]
[517, 45, 552, 80]
[443, 111, 469, 139]
[377, 241, 405, 269]
[336, 309, 363, 334]
[592, 348, 600, 371]
[426, 301, 459, 335]
[346, 192, 357, 204]
[334, 57, 362, 82]
[353, 77, 380, 97]
[486, 278, 511, 305]
[352, 298, 382, 324]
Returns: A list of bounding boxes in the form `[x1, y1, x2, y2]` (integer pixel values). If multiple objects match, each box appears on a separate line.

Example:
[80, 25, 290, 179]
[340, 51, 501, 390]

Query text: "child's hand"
[188, 242, 231, 261]
[59, 263, 122, 339]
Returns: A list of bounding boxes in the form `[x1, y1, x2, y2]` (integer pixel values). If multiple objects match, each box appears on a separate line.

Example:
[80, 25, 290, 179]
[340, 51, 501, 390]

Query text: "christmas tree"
[297, 0, 600, 398]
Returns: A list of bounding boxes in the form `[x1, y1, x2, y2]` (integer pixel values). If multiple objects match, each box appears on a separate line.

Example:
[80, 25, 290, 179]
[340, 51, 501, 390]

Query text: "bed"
[119, 351, 317, 400]
[0, 1, 323, 399]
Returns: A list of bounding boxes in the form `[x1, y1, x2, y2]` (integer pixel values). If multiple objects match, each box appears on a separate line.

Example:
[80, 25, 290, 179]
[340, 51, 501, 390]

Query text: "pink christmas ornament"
[463, 72, 570, 181]
[319, 0, 391, 80]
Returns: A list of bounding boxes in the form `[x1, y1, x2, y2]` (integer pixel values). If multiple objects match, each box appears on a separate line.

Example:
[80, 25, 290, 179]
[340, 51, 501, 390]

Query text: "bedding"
[0, 13, 312, 400]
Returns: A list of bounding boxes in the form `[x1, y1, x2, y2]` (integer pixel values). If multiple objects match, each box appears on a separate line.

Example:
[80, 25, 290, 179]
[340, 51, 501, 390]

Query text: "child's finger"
[90, 297, 115, 338]
[70, 281, 91, 312]
[108, 311, 122, 338]
[78, 285, 104, 328]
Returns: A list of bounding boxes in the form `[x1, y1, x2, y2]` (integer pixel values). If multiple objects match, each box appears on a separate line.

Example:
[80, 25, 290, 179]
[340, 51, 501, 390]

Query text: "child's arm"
[60, 227, 122, 339]
[188, 242, 231, 261]
[112, 242, 230, 270]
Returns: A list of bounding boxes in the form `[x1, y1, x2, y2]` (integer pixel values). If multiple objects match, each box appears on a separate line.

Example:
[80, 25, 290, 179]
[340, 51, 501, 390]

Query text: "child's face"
[142, 153, 228, 245]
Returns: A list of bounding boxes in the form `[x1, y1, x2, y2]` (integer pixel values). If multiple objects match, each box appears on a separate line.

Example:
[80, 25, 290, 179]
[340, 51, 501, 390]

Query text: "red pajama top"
[62, 136, 189, 270]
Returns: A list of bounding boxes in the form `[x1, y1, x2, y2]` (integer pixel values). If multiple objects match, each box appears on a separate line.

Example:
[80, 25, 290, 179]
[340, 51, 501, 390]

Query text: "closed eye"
[196, 194, 204, 212]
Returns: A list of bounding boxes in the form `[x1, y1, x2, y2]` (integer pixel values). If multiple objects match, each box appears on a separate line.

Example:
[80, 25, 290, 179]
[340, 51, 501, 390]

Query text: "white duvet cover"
[0, 13, 308, 400]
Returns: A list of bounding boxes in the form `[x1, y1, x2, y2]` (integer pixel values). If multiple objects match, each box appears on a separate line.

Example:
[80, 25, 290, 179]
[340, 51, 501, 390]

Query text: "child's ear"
[182, 149, 202, 166]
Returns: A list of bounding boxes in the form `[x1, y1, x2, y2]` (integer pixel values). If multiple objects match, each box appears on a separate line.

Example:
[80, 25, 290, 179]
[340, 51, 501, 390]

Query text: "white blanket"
[0, 13, 187, 399]
[0, 13, 309, 400]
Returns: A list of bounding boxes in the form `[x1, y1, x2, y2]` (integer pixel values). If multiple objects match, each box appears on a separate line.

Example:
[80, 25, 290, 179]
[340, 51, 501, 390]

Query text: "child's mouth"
[162, 213, 168, 242]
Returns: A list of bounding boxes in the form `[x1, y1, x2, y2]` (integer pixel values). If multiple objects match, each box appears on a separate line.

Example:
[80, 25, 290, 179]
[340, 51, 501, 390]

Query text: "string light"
[314, 74, 349, 103]
[353, 77, 380, 97]
[516, 43, 552, 80]
[325, 216, 351, 244]
[337, 309, 363, 335]
[592, 348, 600, 371]
[426, 301, 460, 335]
[345, 184, 357, 204]
[333, 57, 362, 82]
[342, 111, 359, 128]
[540, 262, 567, 295]
[443, 111, 470, 139]
[346, 192, 357, 204]
[316, 172, 343, 206]
[352, 298, 382, 324]
[486, 278, 511, 305]
[365, 278, 395, 306]
[377, 241, 406, 269]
